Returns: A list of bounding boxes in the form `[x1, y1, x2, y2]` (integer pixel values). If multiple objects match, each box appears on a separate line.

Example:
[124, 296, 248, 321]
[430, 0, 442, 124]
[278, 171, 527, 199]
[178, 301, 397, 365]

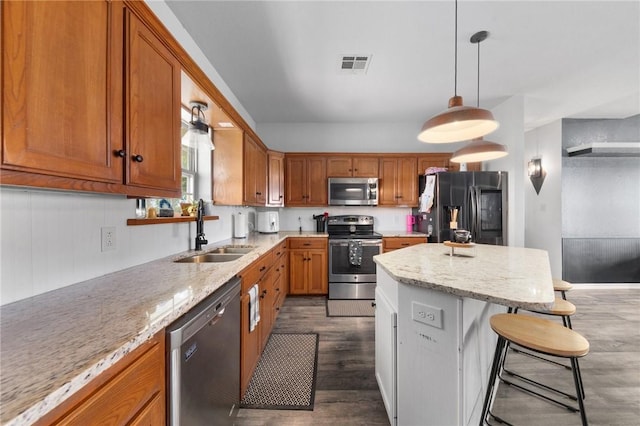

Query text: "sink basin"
[210, 246, 255, 254]
[175, 253, 245, 263]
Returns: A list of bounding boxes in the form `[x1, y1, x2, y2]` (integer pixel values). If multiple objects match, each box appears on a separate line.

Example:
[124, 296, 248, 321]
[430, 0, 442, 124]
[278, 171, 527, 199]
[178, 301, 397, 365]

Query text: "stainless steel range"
[327, 215, 382, 300]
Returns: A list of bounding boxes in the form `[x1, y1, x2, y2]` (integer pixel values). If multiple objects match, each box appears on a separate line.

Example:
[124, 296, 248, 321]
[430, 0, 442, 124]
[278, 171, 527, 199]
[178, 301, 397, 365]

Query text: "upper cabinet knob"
[132, 154, 144, 163]
[114, 149, 126, 158]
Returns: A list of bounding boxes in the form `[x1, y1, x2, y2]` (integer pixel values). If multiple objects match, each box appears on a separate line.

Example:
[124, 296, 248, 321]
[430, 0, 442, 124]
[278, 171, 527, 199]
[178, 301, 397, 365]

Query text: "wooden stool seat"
[553, 278, 573, 292]
[535, 297, 576, 316]
[491, 313, 589, 358]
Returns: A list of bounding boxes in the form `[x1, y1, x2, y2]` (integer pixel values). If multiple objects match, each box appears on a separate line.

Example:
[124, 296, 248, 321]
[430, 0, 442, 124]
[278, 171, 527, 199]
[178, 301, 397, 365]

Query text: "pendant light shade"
[418, 0, 499, 144]
[450, 137, 508, 163]
[418, 96, 499, 143]
[182, 101, 214, 151]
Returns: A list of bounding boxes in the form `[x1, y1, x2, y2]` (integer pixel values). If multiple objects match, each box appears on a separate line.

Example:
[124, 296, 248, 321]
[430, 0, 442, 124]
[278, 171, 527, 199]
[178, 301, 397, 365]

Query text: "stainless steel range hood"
[566, 142, 640, 157]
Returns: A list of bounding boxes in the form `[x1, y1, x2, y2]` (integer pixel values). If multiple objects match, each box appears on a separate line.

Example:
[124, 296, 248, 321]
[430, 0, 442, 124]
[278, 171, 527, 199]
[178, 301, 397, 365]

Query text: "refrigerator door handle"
[469, 187, 477, 240]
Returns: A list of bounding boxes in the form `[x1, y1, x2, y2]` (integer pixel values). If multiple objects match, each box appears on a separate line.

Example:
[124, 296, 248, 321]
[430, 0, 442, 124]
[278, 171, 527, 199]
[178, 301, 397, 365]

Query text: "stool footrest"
[499, 374, 580, 412]
[502, 369, 578, 401]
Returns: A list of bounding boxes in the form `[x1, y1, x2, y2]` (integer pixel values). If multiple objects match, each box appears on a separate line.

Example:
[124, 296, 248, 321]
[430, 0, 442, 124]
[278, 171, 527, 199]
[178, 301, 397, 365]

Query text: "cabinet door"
[243, 137, 258, 204]
[2, 1, 124, 182]
[255, 145, 267, 205]
[288, 250, 308, 294]
[352, 156, 379, 177]
[307, 250, 328, 294]
[285, 157, 307, 206]
[397, 157, 418, 206]
[378, 158, 399, 205]
[241, 292, 261, 395]
[267, 151, 284, 206]
[326, 156, 353, 177]
[417, 154, 450, 174]
[306, 157, 327, 205]
[125, 10, 181, 194]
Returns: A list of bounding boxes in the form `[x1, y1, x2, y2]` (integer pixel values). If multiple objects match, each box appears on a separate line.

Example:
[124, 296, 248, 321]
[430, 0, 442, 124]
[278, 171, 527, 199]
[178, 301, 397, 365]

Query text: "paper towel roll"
[234, 213, 247, 238]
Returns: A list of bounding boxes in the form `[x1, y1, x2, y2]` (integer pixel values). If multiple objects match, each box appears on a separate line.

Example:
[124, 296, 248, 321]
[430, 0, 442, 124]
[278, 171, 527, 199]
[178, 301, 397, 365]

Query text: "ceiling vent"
[339, 54, 371, 74]
[566, 142, 640, 157]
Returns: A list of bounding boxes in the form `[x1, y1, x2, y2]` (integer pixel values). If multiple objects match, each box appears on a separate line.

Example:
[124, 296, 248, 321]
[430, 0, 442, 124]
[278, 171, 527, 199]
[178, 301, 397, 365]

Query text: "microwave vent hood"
[567, 142, 640, 157]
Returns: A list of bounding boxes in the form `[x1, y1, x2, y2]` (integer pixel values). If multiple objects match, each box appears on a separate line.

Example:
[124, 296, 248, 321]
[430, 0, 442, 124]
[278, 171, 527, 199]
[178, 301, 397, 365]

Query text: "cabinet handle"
[303, 243, 311, 246]
[401, 243, 410, 246]
[371, 302, 376, 308]
[259, 266, 266, 272]
[132, 154, 144, 163]
[114, 149, 126, 158]
[279, 195, 283, 199]
[354, 168, 358, 172]
[395, 195, 402, 199]
[256, 192, 262, 195]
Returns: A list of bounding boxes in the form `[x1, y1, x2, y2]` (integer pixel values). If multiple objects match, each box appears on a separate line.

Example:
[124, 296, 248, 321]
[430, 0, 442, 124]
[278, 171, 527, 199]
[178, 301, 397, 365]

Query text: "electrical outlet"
[101, 227, 116, 252]
[412, 301, 443, 329]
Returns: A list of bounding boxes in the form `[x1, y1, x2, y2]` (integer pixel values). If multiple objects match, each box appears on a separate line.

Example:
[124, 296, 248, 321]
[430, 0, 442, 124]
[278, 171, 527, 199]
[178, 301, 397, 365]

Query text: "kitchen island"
[373, 243, 555, 426]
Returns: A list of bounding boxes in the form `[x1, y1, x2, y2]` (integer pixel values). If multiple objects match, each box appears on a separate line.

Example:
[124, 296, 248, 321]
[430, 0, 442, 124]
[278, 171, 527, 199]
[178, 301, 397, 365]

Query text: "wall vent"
[339, 54, 372, 74]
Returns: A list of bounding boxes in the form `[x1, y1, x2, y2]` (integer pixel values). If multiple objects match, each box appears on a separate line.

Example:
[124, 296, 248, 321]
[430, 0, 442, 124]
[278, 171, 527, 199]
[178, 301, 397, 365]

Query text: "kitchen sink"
[175, 253, 245, 263]
[174, 245, 255, 263]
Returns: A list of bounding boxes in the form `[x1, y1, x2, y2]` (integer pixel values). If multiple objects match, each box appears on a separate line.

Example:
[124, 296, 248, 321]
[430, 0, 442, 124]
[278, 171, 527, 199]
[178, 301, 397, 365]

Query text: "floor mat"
[240, 333, 319, 410]
[326, 299, 375, 317]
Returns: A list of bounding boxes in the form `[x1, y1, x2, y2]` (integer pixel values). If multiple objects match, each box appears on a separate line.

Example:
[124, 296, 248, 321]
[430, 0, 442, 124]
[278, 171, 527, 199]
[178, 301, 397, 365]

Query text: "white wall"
[0, 187, 252, 305]
[484, 96, 526, 247]
[273, 206, 412, 233]
[524, 121, 563, 277]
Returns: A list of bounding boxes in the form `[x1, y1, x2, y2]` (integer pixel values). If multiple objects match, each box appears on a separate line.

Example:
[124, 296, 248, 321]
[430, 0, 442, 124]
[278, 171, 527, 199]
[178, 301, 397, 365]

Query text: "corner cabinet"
[288, 238, 328, 295]
[285, 155, 327, 206]
[243, 134, 267, 206]
[1, 1, 181, 198]
[378, 157, 418, 207]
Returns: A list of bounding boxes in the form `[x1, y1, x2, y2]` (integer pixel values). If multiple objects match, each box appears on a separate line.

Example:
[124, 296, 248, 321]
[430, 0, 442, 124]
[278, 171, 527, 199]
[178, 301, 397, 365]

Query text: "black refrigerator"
[415, 171, 508, 245]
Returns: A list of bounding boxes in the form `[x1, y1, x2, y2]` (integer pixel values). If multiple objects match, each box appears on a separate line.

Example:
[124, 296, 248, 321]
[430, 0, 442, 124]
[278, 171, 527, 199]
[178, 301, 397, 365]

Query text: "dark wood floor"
[236, 289, 640, 426]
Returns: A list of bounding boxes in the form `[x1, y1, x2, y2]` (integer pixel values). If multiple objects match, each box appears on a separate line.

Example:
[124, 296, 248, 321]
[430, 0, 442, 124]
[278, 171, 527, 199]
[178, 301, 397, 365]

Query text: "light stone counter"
[379, 231, 427, 238]
[374, 242, 555, 310]
[0, 231, 326, 425]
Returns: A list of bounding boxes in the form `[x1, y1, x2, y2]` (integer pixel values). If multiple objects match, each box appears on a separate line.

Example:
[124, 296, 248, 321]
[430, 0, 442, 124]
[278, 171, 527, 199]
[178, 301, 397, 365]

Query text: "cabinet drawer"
[288, 238, 327, 250]
[272, 241, 288, 258]
[383, 237, 426, 250]
[54, 338, 164, 425]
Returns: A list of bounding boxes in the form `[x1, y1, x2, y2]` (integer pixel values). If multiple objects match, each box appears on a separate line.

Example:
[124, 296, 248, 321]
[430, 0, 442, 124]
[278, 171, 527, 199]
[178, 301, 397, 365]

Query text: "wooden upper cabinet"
[326, 155, 379, 177]
[212, 129, 243, 205]
[285, 155, 327, 206]
[243, 133, 267, 206]
[125, 9, 181, 195]
[378, 156, 418, 206]
[2, 0, 124, 183]
[267, 151, 285, 206]
[417, 154, 482, 174]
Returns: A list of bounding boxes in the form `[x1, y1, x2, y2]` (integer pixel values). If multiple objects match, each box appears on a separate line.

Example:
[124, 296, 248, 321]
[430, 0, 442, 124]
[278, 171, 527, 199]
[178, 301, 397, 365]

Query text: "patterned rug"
[240, 333, 319, 410]
[326, 299, 375, 317]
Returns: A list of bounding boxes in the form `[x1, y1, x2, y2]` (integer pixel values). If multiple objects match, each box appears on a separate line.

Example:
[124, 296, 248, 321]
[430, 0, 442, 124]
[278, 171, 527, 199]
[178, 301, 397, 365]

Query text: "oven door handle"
[329, 239, 382, 247]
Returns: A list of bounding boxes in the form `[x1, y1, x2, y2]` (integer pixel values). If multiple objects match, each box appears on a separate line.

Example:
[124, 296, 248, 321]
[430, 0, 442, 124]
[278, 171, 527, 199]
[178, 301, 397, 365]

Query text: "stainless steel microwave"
[328, 177, 378, 206]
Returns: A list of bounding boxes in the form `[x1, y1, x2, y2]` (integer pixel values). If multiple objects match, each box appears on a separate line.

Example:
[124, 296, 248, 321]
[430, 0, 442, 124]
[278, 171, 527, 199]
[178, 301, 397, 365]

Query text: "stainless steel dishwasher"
[166, 276, 241, 426]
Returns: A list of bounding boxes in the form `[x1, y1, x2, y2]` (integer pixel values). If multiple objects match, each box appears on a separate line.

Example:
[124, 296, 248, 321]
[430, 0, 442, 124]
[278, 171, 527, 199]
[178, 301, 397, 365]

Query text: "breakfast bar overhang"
[373, 243, 555, 426]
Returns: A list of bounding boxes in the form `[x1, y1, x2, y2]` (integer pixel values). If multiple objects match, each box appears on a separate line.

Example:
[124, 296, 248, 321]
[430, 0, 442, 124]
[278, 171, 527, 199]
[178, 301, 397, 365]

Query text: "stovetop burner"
[326, 215, 380, 240]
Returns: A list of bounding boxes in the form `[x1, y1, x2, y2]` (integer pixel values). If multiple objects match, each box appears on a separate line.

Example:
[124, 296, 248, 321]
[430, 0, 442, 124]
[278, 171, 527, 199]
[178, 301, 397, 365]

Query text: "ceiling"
[165, 1, 640, 132]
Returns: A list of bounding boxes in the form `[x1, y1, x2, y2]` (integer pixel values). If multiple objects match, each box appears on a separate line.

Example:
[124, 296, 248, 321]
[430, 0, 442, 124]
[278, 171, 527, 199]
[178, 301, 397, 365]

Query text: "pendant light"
[418, 0, 499, 144]
[182, 101, 214, 151]
[450, 31, 507, 163]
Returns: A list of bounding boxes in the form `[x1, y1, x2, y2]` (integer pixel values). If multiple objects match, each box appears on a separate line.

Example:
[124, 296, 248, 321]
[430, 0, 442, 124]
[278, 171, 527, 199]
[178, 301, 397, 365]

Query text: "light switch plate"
[412, 301, 443, 329]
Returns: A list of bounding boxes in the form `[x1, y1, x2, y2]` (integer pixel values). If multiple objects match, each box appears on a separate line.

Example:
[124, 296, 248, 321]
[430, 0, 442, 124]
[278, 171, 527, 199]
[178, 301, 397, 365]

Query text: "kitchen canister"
[233, 212, 247, 238]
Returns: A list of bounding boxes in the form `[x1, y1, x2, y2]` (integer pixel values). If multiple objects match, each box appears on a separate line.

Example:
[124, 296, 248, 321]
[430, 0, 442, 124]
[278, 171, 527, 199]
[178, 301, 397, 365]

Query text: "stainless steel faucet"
[195, 199, 208, 250]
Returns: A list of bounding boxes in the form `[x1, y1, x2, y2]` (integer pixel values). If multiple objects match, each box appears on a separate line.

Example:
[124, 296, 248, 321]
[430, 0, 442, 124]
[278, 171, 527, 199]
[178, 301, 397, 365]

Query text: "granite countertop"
[374, 243, 555, 310]
[0, 231, 326, 425]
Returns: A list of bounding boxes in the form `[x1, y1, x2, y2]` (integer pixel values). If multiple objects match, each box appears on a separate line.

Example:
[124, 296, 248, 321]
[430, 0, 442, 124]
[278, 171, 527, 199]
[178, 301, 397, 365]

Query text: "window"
[180, 108, 198, 203]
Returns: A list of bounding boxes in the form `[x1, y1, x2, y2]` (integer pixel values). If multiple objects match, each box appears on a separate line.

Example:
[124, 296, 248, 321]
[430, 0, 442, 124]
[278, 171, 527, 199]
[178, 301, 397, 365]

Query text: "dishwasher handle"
[208, 307, 226, 327]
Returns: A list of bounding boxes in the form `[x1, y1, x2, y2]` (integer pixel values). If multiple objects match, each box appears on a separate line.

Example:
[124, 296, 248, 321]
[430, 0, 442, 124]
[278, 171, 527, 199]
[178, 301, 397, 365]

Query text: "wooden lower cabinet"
[382, 237, 427, 253]
[34, 332, 165, 426]
[288, 238, 328, 295]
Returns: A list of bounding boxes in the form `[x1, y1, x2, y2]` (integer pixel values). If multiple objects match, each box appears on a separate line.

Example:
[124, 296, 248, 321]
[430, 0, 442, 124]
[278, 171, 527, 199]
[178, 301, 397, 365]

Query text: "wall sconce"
[528, 158, 545, 194]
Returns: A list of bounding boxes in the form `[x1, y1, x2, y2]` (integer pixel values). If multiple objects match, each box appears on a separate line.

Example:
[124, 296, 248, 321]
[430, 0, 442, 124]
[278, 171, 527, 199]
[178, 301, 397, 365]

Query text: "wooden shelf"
[127, 215, 219, 226]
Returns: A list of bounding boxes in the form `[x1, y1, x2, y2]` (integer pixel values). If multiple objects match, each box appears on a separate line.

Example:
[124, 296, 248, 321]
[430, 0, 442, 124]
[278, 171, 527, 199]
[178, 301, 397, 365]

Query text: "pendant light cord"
[477, 38, 480, 107]
[454, 0, 458, 96]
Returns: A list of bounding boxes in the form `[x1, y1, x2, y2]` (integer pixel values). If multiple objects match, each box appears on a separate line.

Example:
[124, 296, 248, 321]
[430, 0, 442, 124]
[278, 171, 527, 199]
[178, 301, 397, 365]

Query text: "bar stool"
[553, 278, 573, 300]
[481, 313, 589, 426]
[507, 297, 585, 400]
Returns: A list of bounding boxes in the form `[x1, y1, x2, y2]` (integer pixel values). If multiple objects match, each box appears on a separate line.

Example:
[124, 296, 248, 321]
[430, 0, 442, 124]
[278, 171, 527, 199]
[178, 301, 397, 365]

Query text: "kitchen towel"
[420, 175, 436, 213]
[249, 284, 260, 332]
[348, 240, 363, 266]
